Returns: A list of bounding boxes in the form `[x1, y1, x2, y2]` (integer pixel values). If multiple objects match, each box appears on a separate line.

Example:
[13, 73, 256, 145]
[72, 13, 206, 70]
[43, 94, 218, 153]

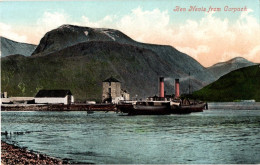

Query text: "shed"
[35, 90, 74, 105]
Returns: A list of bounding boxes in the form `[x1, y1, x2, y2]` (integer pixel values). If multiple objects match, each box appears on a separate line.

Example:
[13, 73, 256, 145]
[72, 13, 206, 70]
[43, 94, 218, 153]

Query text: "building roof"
[103, 76, 120, 82]
[35, 90, 72, 98]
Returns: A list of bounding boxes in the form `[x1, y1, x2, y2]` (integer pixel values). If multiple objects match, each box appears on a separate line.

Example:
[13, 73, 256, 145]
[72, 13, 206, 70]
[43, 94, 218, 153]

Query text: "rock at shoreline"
[1, 141, 66, 165]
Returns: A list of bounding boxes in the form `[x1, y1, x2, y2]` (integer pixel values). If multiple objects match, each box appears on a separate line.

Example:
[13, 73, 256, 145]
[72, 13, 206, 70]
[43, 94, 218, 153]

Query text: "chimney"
[159, 77, 164, 98]
[175, 79, 180, 98]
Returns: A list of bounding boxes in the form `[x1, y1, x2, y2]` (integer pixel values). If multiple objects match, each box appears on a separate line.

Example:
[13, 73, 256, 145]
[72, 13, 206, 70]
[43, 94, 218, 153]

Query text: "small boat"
[87, 110, 94, 114]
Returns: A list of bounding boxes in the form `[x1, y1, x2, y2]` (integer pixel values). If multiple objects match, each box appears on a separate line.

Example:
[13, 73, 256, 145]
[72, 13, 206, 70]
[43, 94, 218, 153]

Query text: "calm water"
[1, 110, 260, 164]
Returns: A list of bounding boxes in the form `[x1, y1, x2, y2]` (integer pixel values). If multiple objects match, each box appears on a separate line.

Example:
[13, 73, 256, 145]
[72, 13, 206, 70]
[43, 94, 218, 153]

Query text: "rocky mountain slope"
[193, 65, 260, 102]
[32, 25, 216, 86]
[3, 24, 251, 101]
[1, 40, 212, 101]
[1, 37, 36, 57]
[32, 25, 213, 84]
[207, 57, 255, 79]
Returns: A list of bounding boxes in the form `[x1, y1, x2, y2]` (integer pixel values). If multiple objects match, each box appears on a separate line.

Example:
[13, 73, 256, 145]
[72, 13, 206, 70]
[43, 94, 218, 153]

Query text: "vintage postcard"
[1, 0, 260, 164]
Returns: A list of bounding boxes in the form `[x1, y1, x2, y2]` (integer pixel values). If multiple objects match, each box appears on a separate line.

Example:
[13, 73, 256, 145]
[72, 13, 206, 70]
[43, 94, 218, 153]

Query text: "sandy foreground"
[1, 141, 68, 165]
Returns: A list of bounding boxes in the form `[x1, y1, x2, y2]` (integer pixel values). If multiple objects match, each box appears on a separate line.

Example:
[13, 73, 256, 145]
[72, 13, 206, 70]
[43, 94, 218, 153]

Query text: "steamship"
[117, 77, 207, 115]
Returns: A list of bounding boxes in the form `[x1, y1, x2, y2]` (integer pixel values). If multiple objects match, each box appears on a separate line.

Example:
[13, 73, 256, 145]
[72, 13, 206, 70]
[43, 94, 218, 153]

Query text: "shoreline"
[207, 102, 260, 110]
[1, 103, 116, 111]
[1, 141, 68, 165]
[2, 102, 260, 111]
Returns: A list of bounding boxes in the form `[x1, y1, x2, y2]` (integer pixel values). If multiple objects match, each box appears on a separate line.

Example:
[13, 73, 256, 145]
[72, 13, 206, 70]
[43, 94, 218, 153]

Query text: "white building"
[121, 89, 130, 100]
[1, 97, 35, 104]
[34, 90, 74, 105]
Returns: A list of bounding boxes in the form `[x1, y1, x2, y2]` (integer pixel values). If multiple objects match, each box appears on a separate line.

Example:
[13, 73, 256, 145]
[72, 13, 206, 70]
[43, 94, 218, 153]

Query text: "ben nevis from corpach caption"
[173, 5, 247, 13]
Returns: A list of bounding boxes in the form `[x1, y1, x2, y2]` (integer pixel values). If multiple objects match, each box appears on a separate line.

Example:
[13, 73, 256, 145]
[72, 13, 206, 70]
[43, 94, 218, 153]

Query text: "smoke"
[165, 75, 194, 82]
[164, 77, 175, 86]
[164, 76, 193, 84]
[164, 77, 176, 95]
[180, 75, 195, 82]
[164, 75, 195, 94]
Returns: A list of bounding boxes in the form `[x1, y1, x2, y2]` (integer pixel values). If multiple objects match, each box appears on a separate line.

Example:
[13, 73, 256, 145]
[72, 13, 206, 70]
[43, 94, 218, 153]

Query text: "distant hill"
[0, 37, 36, 57]
[193, 65, 260, 102]
[1, 25, 216, 101]
[207, 57, 255, 79]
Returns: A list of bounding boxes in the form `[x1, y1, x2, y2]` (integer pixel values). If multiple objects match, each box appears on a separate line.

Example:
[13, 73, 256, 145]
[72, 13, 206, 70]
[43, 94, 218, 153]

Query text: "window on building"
[108, 88, 111, 94]
[109, 82, 111, 86]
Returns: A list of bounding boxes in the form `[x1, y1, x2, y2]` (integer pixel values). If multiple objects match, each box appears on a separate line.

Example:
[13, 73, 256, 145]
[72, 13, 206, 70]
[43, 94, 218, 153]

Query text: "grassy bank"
[193, 65, 260, 102]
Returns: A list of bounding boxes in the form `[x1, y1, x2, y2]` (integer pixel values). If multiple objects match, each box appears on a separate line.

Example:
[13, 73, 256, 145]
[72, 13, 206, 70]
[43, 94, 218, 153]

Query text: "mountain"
[1, 24, 216, 101]
[1, 37, 36, 57]
[207, 57, 255, 79]
[32, 25, 136, 56]
[32, 25, 216, 84]
[193, 65, 260, 102]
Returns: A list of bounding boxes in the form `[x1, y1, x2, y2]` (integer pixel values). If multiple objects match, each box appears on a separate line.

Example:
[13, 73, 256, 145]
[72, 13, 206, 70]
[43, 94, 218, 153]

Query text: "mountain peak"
[58, 24, 75, 29]
[56, 24, 90, 32]
[228, 57, 251, 63]
[210, 57, 253, 68]
[31, 24, 134, 56]
[208, 57, 255, 79]
[1, 36, 36, 57]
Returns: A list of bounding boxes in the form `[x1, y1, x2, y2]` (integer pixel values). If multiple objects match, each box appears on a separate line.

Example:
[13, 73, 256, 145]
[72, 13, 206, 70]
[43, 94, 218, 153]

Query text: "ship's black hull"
[117, 104, 134, 113]
[175, 103, 206, 113]
[128, 105, 172, 115]
[117, 103, 206, 115]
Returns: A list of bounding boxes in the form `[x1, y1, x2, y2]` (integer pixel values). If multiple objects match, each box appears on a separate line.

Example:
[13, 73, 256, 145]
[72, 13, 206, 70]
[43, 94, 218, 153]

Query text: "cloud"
[36, 11, 70, 36]
[81, 15, 117, 28]
[169, 10, 260, 66]
[1, 8, 259, 66]
[113, 7, 260, 66]
[248, 46, 260, 61]
[176, 45, 210, 60]
[1, 11, 72, 44]
[81, 7, 173, 45]
[0, 22, 28, 43]
[116, 7, 173, 44]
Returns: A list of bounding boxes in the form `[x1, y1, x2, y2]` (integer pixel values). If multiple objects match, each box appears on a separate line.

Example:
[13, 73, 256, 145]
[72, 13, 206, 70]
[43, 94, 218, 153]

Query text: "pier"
[1, 104, 116, 111]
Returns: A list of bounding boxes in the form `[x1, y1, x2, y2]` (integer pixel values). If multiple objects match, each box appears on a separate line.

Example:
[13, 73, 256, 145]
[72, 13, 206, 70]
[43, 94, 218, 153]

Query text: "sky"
[0, 0, 259, 67]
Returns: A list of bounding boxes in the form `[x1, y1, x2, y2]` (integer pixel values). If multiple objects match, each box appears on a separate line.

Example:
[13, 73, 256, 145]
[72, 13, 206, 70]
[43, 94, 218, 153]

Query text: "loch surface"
[1, 110, 260, 164]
